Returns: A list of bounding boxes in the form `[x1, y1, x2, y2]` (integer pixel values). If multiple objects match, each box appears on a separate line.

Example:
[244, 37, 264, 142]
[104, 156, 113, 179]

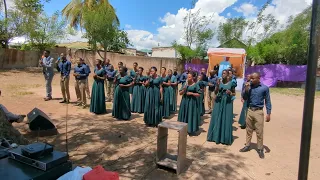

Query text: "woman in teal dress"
[169, 69, 178, 113]
[144, 67, 163, 126]
[131, 67, 147, 113]
[143, 68, 151, 113]
[238, 74, 251, 129]
[178, 72, 201, 134]
[229, 69, 237, 119]
[112, 66, 133, 120]
[196, 74, 207, 117]
[90, 59, 107, 114]
[129, 62, 138, 98]
[161, 67, 171, 118]
[207, 70, 236, 145]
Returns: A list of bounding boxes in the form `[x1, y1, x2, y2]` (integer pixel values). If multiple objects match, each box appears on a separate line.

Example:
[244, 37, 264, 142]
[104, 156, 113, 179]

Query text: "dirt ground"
[0, 68, 319, 180]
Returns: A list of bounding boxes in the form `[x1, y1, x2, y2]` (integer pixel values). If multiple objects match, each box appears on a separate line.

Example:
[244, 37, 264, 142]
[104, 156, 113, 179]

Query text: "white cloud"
[62, 30, 87, 43]
[128, 0, 237, 49]
[234, 3, 258, 17]
[126, 30, 159, 50]
[9, 36, 27, 45]
[263, 0, 312, 25]
[5, 0, 15, 9]
[227, 13, 231, 17]
[125, 24, 132, 29]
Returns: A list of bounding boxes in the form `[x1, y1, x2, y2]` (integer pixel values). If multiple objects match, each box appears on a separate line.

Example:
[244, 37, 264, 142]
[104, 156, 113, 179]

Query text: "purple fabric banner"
[184, 63, 307, 87]
[245, 64, 307, 87]
[184, 63, 208, 73]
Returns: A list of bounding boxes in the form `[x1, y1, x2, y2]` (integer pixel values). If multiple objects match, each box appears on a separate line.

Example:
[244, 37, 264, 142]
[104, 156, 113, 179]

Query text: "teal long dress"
[207, 81, 235, 145]
[144, 76, 163, 126]
[196, 80, 207, 116]
[238, 82, 247, 128]
[178, 83, 202, 134]
[170, 75, 178, 112]
[112, 75, 133, 120]
[129, 69, 137, 94]
[90, 68, 107, 114]
[162, 76, 171, 118]
[131, 75, 147, 113]
[238, 101, 248, 128]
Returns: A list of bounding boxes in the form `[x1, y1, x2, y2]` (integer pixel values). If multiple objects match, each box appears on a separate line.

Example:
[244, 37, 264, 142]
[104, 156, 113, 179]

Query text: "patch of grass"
[6, 84, 40, 97]
[7, 84, 42, 89]
[12, 91, 34, 96]
[270, 88, 320, 97]
[106, 103, 112, 109]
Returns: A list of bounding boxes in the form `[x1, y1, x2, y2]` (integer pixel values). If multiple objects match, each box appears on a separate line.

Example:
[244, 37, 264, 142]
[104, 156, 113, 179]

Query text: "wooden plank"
[158, 121, 187, 131]
[156, 154, 178, 170]
[177, 125, 187, 175]
[157, 127, 168, 161]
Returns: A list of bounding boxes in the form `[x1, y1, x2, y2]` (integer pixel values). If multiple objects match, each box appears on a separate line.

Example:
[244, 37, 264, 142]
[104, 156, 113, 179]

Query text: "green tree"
[246, 0, 278, 46]
[183, 0, 214, 48]
[0, 0, 32, 48]
[28, 11, 67, 51]
[217, 17, 248, 45]
[173, 0, 214, 62]
[248, 6, 311, 65]
[62, 0, 119, 29]
[172, 41, 196, 61]
[82, 5, 130, 60]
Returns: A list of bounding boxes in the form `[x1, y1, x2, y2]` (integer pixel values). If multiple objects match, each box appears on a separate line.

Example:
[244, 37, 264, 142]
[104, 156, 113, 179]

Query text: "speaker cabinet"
[27, 108, 57, 136]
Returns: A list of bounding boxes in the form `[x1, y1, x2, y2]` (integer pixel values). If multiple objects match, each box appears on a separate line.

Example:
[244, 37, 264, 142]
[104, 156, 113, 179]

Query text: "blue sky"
[44, 0, 267, 34]
[19, 0, 312, 49]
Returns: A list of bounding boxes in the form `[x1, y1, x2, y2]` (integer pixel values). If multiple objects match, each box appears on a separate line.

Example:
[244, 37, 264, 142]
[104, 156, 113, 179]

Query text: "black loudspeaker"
[27, 108, 56, 131]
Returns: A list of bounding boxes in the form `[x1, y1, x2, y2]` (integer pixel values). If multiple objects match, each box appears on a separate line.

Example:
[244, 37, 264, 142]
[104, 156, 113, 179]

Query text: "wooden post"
[156, 121, 188, 175]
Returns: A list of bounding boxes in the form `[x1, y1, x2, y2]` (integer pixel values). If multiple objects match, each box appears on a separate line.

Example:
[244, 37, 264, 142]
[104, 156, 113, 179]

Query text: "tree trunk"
[3, 0, 8, 49]
[3, 0, 7, 19]
[103, 50, 107, 61]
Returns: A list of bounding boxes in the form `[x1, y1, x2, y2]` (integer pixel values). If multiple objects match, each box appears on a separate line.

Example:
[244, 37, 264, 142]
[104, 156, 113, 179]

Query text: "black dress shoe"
[59, 100, 66, 103]
[239, 146, 250, 152]
[257, 149, 265, 159]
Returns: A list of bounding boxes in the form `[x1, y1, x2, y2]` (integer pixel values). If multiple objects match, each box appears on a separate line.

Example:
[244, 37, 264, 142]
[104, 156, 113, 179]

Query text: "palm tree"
[62, 0, 119, 29]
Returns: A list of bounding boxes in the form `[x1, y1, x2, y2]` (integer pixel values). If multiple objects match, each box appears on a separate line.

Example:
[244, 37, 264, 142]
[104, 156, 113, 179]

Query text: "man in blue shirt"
[104, 59, 111, 72]
[106, 65, 116, 101]
[74, 58, 89, 108]
[218, 56, 231, 77]
[39, 50, 54, 101]
[80, 58, 91, 99]
[55, 53, 64, 71]
[58, 54, 71, 103]
[200, 68, 208, 82]
[240, 72, 272, 159]
[180, 69, 189, 86]
[207, 70, 217, 113]
[173, 67, 180, 84]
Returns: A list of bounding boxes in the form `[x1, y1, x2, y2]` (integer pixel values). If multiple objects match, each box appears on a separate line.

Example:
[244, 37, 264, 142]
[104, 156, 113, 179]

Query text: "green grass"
[6, 84, 40, 97]
[12, 91, 34, 96]
[270, 88, 320, 97]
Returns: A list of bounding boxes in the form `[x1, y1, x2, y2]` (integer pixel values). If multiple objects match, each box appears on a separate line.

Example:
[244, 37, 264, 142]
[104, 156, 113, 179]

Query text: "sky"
[7, 0, 313, 50]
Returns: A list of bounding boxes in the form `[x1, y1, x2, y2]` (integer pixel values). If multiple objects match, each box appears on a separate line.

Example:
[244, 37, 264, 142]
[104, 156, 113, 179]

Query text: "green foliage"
[82, 4, 130, 57]
[172, 41, 195, 61]
[173, 0, 214, 61]
[0, 0, 53, 48]
[248, 6, 311, 65]
[28, 11, 67, 51]
[246, 0, 278, 46]
[217, 17, 248, 45]
[62, 0, 119, 30]
[218, 38, 247, 49]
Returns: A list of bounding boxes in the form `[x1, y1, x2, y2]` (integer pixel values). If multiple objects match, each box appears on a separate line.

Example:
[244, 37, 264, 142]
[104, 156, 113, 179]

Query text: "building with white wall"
[152, 47, 179, 58]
